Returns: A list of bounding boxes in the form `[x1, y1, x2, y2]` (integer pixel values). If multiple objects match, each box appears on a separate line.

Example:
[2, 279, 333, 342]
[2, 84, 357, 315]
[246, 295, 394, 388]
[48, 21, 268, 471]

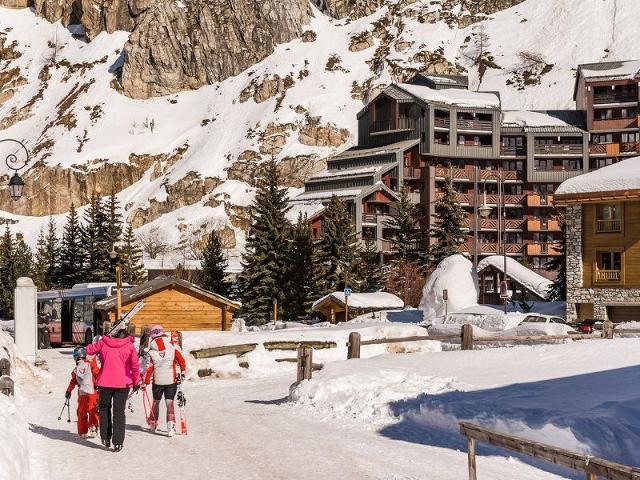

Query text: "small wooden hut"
[477, 256, 552, 305]
[312, 291, 404, 323]
[95, 277, 239, 333]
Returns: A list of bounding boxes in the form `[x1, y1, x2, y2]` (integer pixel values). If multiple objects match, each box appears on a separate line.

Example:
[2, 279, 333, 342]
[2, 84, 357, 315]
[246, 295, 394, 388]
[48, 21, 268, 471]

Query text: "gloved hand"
[132, 384, 140, 394]
[141, 383, 146, 391]
[65, 391, 71, 399]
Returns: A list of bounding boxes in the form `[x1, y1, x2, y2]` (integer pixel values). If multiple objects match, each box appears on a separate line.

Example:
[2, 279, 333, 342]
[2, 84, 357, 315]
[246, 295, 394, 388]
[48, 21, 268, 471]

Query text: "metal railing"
[456, 119, 492, 131]
[433, 117, 450, 129]
[596, 219, 622, 233]
[534, 144, 583, 155]
[369, 116, 417, 133]
[593, 93, 638, 104]
[499, 146, 527, 157]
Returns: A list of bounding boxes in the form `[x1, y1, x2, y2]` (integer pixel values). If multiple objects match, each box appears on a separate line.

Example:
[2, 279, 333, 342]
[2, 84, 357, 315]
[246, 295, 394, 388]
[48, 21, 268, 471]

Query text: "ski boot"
[88, 427, 98, 438]
[113, 444, 123, 452]
[167, 421, 176, 437]
[102, 439, 111, 450]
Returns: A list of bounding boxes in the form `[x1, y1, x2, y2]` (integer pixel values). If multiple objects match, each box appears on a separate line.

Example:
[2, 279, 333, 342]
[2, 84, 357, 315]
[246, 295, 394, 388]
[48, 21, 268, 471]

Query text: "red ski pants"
[77, 393, 99, 435]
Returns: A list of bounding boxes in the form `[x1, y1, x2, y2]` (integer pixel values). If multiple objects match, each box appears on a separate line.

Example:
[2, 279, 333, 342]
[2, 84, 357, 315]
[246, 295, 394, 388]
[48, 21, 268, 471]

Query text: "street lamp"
[1, 139, 29, 200]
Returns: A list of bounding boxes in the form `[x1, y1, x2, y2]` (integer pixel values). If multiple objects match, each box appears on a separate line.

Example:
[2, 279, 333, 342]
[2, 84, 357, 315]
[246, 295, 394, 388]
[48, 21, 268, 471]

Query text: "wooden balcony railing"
[527, 242, 562, 256]
[595, 269, 622, 283]
[456, 119, 492, 132]
[436, 192, 525, 205]
[622, 142, 640, 153]
[500, 146, 527, 157]
[459, 241, 522, 255]
[465, 218, 525, 230]
[527, 219, 560, 231]
[534, 144, 583, 155]
[434, 117, 450, 129]
[526, 194, 554, 207]
[591, 142, 640, 156]
[596, 219, 622, 233]
[370, 116, 417, 133]
[434, 167, 524, 181]
[362, 214, 378, 224]
[592, 117, 638, 130]
[593, 93, 638, 104]
[589, 144, 607, 155]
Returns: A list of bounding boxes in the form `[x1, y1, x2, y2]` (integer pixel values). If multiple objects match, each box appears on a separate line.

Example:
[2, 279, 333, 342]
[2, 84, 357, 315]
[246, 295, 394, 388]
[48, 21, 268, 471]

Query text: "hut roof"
[312, 292, 404, 311]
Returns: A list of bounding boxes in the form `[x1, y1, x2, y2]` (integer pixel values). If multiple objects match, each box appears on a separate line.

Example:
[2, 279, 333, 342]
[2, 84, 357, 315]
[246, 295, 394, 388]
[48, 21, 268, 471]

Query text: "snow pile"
[399, 84, 501, 109]
[430, 311, 526, 331]
[348, 308, 423, 324]
[501, 110, 576, 128]
[428, 322, 573, 340]
[0, 320, 14, 335]
[420, 255, 479, 321]
[556, 156, 640, 196]
[477, 256, 552, 299]
[312, 291, 404, 311]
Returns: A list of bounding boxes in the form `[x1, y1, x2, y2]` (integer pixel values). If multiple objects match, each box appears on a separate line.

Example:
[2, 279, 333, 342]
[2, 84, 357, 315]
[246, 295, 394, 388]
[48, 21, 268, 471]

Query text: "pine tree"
[358, 235, 383, 292]
[105, 192, 123, 274]
[316, 196, 361, 295]
[59, 204, 86, 288]
[429, 176, 466, 266]
[34, 218, 60, 290]
[284, 213, 321, 320]
[120, 224, 146, 285]
[237, 160, 292, 325]
[0, 226, 17, 318]
[34, 229, 48, 290]
[384, 187, 424, 262]
[14, 235, 33, 280]
[83, 194, 112, 281]
[201, 230, 230, 296]
[546, 216, 566, 301]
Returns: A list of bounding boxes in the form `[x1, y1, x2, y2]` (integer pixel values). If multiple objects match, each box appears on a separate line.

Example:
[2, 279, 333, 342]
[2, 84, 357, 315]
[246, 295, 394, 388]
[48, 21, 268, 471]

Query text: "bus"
[37, 283, 131, 346]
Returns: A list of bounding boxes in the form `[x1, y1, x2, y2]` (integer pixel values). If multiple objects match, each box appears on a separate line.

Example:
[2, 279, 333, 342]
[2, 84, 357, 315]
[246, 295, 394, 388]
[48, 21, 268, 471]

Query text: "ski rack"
[106, 300, 146, 337]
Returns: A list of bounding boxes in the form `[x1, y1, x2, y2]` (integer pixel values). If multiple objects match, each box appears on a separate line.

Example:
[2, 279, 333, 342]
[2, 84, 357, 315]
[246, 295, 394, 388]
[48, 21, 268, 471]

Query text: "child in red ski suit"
[65, 347, 100, 438]
[143, 325, 186, 436]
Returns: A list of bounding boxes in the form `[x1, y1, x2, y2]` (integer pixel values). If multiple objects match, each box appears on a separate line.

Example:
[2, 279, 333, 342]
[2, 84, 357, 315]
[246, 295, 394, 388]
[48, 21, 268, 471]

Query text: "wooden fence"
[460, 422, 640, 480]
[0, 357, 13, 396]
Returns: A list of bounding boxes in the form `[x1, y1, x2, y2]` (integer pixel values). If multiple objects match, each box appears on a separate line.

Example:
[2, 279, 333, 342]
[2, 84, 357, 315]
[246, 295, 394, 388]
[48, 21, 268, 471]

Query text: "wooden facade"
[95, 277, 238, 333]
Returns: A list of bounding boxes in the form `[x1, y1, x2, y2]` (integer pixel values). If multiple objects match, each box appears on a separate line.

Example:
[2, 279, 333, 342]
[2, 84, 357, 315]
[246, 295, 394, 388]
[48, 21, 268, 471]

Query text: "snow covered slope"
[1, 0, 639, 248]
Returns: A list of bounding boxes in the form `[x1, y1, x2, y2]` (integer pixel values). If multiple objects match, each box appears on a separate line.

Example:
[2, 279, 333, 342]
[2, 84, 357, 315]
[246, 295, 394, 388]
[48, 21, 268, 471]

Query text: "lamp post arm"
[0, 139, 29, 173]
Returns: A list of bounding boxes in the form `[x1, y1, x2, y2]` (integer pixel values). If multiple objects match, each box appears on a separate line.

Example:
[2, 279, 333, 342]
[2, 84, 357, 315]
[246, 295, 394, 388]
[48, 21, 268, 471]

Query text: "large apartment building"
[292, 61, 640, 271]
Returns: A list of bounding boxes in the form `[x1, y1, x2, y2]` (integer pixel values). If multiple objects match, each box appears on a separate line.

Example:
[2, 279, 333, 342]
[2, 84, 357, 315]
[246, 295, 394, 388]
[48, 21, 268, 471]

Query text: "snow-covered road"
[21, 348, 567, 480]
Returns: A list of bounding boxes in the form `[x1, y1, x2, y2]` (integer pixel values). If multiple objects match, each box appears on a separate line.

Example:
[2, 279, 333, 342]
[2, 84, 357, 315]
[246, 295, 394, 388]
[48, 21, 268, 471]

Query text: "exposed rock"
[216, 225, 237, 249]
[225, 204, 251, 232]
[325, 54, 348, 73]
[239, 74, 295, 104]
[298, 115, 349, 147]
[278, 155, 325, 188]
[0, 0, 29, 8]
[80, 0, 136, 41]
[122, 0, 311, 99]
[314, 0, 399, 20]
[226, 150, 261, 186]
[34, 0, 79, 26]
[301, 30, 316, 42]
[349, 31, 374, 52]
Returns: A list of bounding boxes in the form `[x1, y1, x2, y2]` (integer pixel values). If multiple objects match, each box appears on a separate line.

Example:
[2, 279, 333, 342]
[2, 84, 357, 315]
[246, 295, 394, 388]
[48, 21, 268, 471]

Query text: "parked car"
[575, 319, 603, 334]
[521, 314, 568, 325]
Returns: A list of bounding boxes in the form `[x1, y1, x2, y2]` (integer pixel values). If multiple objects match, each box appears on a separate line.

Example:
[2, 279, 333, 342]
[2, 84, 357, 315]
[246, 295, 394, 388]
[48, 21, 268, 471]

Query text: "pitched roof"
[397, 83, 501, 109]
[501, 110, 586, 132]
[477, 256, 552, 300]
[328, 139, 419, 163]
[293, 181, 400, 203]
[307, 163, 395, 182]
[312, 291, 404, 311]
[94, 276, 239, 310]
[578, 60, 640, 81]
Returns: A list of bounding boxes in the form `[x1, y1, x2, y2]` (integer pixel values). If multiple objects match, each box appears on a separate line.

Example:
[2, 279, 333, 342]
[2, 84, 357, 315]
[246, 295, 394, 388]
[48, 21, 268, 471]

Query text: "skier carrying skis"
[143, 324, 186, 436]
[65, 346, 99, 438]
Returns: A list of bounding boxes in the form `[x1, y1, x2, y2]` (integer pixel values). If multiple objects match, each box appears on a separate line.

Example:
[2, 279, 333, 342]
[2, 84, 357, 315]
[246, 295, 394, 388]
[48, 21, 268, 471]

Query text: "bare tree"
[137, 226, 170, 259]
[517, 50, 548, 69]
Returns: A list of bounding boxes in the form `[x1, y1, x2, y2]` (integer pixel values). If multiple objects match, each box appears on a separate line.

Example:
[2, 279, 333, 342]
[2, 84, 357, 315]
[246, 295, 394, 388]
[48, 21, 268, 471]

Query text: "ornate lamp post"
[0, 139, 29, 201]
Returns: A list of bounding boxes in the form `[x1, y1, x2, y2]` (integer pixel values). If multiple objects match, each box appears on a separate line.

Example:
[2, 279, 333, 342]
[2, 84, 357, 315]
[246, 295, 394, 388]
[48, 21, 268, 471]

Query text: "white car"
[521, 314, 568, 325]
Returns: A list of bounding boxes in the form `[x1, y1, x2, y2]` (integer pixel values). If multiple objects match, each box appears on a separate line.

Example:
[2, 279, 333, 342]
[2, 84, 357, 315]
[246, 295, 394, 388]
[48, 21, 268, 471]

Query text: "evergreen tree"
[358, 235, 383, 292]
[105, 192, 123, 273]
[201, 230, 230, 296]
[14, 235, 33, 280]
[83, 194, 112, 281]
[316, 196, 361, 295]
[34, 218, 60, 289]
[59, 204, 86, 288]
[0, 226, 17, 318]
[546, 216, 566, 301]
[120, 224, 146, 285]
[284, 213, 321, 320]
[429, 176, 466, 266]
[384, 187, 424, 262]
[237, 160, 292, 325]
[34, 228, 48, 290]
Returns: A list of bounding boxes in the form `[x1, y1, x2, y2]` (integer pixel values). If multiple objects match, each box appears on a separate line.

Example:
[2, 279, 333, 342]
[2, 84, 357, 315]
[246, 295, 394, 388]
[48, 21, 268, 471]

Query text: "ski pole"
[127, 392, 134, 414]
[57, 399, 69, 421]
[67, 399, 71, 423]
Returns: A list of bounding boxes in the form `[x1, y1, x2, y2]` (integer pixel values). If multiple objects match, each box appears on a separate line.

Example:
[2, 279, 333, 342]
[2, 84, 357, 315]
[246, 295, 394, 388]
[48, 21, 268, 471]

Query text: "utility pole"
[473, 165, 479, 271]
[115, 265, 122, 322]
[272, 297, 278, 326]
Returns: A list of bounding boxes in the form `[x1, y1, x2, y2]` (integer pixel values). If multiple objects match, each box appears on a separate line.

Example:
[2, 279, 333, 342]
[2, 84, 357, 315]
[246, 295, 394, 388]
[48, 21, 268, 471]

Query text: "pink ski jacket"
[86, 336, 141, 389]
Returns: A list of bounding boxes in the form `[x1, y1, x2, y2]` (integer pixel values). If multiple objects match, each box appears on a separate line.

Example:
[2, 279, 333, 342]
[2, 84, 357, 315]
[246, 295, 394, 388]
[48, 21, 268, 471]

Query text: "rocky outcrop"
[121, 0, 311, 99]
[80, 0, 136, 40]
[298, 116, 349, 147]
[33, 0, 79, 26]
[314, 0, 387, 20]
[239, 74, 295, 104]
[0, 0, 29, 7]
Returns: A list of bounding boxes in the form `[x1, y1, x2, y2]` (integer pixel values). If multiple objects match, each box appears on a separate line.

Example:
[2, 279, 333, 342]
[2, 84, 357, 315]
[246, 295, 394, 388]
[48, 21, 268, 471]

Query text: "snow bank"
[420, 255, 479, 321]
[430, 311, 526, 331]
[428, 322, 573, 340]
[556, 156, 640, 196]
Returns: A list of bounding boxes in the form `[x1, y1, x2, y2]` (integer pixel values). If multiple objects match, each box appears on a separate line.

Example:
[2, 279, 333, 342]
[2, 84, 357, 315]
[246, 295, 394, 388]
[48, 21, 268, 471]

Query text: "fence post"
[467, 436, 477, 480]
[0, 358, 13, 396]
[297, 346, 313, 382]
[462, 324, 474, 351]
[347, 332, 361, 359]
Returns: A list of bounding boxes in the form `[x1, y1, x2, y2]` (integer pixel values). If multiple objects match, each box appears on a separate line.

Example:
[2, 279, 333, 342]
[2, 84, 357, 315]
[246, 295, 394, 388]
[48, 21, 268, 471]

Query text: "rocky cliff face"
[121, 0, 311, 99]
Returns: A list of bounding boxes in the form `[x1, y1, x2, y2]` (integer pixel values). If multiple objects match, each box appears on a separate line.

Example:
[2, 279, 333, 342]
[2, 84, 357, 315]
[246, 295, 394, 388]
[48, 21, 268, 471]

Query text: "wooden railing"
[527, 218, 560, 232]
[595, 269, 622, 282]
[362, 214, 378, 224]
[403, 167, 421, 179]
[593, 93, 638, 104]
[436, 192, 525, 206]
[466, 218, 525, 231]
[526, 194, 553, 207]
[596, 219, 621, 233]
[369, 116, 417, 133]
[499, 146, 527, 157]
[459, 242, 522, 255]
[434, 167, 523, 181]
[589, 144, 607, 154]
[622, 142, 640, 153]
[534, 144, 583, 155]
[592, 117, 638, 130]
[460, 422, 640, 480]
[456, 119, 493, 131]
[434, 117, 450, 129]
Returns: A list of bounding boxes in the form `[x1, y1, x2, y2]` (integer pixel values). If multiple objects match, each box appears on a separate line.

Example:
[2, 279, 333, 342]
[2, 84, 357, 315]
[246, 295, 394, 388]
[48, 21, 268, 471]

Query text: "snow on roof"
[312, 292, 404, 311]
[501, 110, 579, 129]
[555, 157, 640, 197]
[308, 165, 387, 181]
[294, 188, 363, 201]
[398, 84, 500, 109]
[477, 256, 552, 299]
[329, 139, 418, 162]
[579, 59, 640, 81]
[287, 200, 325, 222]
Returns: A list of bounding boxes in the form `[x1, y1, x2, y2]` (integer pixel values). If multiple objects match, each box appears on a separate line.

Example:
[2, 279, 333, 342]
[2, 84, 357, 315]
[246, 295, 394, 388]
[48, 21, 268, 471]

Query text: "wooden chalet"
[95, 277, 239, 333]
[312, 291, 404, 323]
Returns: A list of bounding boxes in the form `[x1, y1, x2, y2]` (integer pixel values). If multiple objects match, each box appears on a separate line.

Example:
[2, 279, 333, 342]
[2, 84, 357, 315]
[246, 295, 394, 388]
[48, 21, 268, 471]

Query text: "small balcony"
[593, 93, 638, 105]
[456, 119, 492, 132]
[596, 219, 622, 233]
[526, 194, 554, 207]
[370, 116, 417, 134]
[434, 117, 450, 129]
[594, 268, 622, 283]
[436, 192, 525, 206]
[622, 142, 640, 154]
[592, 117, 638, 131]
[465, 218, 525, 231]
[527, 242, 562, 256]
[459, 241, 522, 255]
[534, 144, 583, 156]
[433, 167, 524, 182]
[527, 219, 560, 232]
[500, 146, 527, 157]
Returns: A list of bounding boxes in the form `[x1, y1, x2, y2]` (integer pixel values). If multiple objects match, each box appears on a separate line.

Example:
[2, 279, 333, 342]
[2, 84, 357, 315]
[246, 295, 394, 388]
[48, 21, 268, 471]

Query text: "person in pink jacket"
[86, 329, 141, 452]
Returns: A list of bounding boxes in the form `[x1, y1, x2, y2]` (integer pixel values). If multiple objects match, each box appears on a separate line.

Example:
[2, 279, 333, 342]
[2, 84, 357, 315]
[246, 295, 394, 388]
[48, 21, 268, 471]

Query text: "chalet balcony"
[459, 241, 522, 255]
[526, 194, 554, 207]
[622, 142, 640, 154]
[533, 144, 583, 156]
[526, 242, 562, 256]
[500, 146, 527, 157]
[527, 218, 561, 232]
[596, 219, 622, 233]
[370, 116, 417, 134]
[456, 119, 492, 132]
[593, 93, 638, 105]
[592, 117, 638, 131]
[433, 167, 524, 182]
[435, 191, 525, 206]
[465, 218, 525, 231]
[434, 117, 450, 129]
[594, 268, 622, 283]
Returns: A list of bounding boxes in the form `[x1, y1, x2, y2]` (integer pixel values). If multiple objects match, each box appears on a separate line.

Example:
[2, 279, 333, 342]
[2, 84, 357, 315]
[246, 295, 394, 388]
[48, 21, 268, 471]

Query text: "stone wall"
[565, 204, 640, 321]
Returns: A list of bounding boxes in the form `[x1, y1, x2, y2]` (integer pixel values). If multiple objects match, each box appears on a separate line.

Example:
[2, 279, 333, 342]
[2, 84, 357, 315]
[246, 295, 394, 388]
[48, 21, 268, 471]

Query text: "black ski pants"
[97, 387, 129, 446]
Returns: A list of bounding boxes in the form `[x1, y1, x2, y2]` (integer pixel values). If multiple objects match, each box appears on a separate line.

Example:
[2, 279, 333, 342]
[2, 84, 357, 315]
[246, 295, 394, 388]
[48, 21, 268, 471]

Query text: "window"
[458, 135, 465, 145]
[596, 203, 622, 233]
[503, 160, 524, 171]
[533, 184, 554, 194]
[534, 159, 553, 171]
[505, 184, 522, 195]
[562, 159, 581, 170]
[593, 134, 613, 144]
[591, 158, 615, 170]
[622, 132, 639, 143]
[595, 109, 613, 120]
[596, 251, 623, 282]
